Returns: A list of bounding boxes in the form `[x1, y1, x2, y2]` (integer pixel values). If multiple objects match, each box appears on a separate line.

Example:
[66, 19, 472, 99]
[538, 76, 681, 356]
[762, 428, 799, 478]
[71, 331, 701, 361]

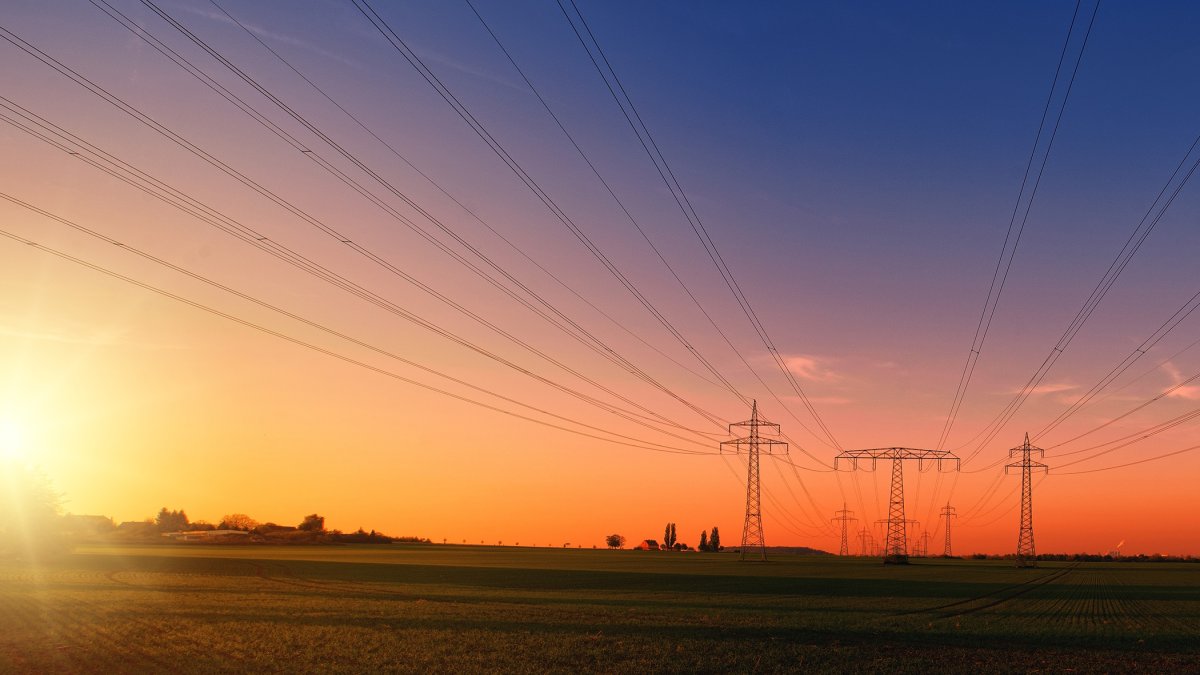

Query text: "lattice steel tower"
[837, 448, 959, 564]
[1006, 433, 1048, 568]
[721, 401, 787, 562]
[940, 503, 957, 557]
[831, 504, 857, 556]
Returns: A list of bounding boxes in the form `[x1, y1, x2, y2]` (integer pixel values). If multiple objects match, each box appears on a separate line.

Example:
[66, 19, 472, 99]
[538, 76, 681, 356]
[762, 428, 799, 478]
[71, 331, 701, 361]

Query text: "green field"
[1, 545, 1198, 673]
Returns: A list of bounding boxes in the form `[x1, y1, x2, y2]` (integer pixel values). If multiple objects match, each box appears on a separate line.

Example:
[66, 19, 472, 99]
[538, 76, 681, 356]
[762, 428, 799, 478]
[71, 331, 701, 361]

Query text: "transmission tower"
[1005, 433, 1048, 568]
[917, 530, 931, 558]
[837, 448, 959, 564]
[939, 503, 957, 557]
[831, 504, 857, 556]
[721, 401, 787, 562]
[857, 528, 872, 557]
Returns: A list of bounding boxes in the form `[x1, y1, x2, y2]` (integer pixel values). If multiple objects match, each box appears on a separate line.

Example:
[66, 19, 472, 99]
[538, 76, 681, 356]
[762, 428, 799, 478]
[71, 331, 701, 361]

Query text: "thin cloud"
[173, 3, 362, 69]
[1017, 382, 1076, 396]
[806, 396, 853, 405]
[782, 354, 841, 383]
[1162, 362, 1200, 400]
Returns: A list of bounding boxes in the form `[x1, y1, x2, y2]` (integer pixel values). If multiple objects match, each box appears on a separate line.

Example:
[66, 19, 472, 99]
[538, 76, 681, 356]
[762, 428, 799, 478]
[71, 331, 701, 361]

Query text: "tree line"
[605, 524, 722, 551]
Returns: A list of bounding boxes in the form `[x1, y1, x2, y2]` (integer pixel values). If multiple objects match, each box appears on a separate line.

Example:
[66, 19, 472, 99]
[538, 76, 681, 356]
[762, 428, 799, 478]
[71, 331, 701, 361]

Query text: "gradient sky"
[2, 0, 1199, 555]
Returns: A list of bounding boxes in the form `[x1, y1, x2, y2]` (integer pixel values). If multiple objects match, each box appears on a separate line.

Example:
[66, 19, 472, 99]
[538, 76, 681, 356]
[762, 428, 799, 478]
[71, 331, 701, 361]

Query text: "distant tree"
[219, 514, 258, 531]
[155, 507, 189, 533]
[0, 461, 65, 559]
[605, 534, 626, 549]
[710, 526, 721, 551]
[664, 522, 677, 549]
[297, 513, 325, 533]
[674, 542, 688, 551]
[699, 530, 709, 551]
[669, 523, 677, 548]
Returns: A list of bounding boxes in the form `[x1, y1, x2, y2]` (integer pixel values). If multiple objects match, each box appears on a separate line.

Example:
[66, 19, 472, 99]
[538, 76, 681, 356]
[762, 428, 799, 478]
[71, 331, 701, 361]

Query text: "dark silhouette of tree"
[699, 530, 709, 551]
[155, 507, 189, 532]
[663, 522, 677, 549]
[710, 526, 721, 551]
[219, 514, 258, 531]
[605, 534, 626, 549]
[298, 514, 325, 533]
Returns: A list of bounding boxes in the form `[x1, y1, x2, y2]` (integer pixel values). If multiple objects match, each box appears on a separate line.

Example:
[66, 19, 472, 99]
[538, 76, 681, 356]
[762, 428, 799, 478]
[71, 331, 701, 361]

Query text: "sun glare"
[0, 418, 26, 461]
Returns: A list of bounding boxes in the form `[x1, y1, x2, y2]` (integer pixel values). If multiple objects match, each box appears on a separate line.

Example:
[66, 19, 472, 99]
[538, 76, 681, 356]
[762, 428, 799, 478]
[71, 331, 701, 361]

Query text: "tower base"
[883, 554, 909, 565]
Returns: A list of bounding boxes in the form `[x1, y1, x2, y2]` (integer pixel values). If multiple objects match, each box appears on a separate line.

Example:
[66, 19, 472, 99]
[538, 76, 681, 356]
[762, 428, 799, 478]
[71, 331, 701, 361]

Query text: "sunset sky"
[2, 0, 1199, 555]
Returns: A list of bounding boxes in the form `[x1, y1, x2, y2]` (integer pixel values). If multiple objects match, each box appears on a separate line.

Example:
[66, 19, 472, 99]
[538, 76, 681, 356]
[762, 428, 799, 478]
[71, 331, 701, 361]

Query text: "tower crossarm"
[834, 447, 960, 472]
[721, 437, 788, 454]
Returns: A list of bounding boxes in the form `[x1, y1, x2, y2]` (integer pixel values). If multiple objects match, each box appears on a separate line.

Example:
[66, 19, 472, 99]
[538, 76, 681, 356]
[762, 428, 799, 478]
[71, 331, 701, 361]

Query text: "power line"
[936, 0, 1098, 451]
[1051, 405, 1200, 467]
[463, 0, 839, 461]
[555, 0, 844, 451]
[0, 224, 719, 457]
[0, 24, 725, 443]
[954, 122, 1200, 467]
[1055, 442, 1200, 475]
[106, 0, 731, 434]
[350, 0, 756, 413]
[203, 0, 732, 402]
[0, 98, 715, 449]
[1045, 363, 1200, 450]
[1031, 190, 1200, 440]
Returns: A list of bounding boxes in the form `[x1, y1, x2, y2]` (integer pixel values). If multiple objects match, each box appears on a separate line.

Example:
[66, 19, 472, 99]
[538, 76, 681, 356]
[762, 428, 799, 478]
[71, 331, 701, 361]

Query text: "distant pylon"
[940, 503, 957, 557]
[1005, 433, 1048, 568]
[917, 530, 931, 558]
[857, 528, 872, 556]
[721, 401, 787, 562]
[831, 504, 857, 556]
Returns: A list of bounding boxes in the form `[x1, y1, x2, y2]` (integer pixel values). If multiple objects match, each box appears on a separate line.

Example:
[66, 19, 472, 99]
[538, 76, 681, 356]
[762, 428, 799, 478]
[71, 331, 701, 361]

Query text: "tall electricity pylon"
[831, 504, 857, 556]
[1005, 433, 1048, 568]
[940, 503, 957, 557]
[836, 448, 959, 564]
[721, 401, 787, 562]
[875, 518, 918, 560]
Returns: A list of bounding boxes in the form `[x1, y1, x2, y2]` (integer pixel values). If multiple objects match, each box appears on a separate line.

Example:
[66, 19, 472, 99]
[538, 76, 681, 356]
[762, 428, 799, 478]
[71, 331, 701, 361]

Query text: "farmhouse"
[635, 540, 660, 551]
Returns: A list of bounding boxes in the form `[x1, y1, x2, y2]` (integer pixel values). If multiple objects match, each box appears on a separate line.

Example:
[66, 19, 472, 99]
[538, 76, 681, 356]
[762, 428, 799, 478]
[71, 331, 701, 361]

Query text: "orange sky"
[2, 1, 1199, 555]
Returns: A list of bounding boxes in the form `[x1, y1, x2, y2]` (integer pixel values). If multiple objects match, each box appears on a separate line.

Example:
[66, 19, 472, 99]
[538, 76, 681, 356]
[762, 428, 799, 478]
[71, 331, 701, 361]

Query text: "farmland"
[1, 545, 1198, 673]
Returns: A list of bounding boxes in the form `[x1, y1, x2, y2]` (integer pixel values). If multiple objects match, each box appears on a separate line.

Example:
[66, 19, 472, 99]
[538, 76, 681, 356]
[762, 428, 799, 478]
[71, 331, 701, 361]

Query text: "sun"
[0, 417, 27, 462]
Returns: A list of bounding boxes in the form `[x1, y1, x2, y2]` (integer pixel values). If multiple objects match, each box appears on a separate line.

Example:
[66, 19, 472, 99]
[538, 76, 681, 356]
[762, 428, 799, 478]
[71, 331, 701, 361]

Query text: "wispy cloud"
[782, 354, 841, 383]
[1162, 362, 1200, 400]
[1017, 382, 1076, 396]
[806, 396, 853, 405]
[173, 3, 362, 69]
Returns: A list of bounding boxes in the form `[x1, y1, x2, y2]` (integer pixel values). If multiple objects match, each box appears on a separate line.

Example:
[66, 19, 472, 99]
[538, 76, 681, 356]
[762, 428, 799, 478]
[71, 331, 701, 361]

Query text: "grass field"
[1, 544, 1198, 673]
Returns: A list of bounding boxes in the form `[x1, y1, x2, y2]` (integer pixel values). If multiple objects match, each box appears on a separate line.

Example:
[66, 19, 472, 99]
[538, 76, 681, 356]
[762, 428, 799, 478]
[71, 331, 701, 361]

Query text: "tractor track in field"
[893, 562, 1080, 620]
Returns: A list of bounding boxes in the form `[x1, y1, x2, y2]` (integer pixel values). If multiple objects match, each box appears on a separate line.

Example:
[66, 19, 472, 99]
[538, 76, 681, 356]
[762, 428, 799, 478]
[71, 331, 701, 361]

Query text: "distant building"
[635, 540, 660, 551]
[62, 514, 114, 537]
